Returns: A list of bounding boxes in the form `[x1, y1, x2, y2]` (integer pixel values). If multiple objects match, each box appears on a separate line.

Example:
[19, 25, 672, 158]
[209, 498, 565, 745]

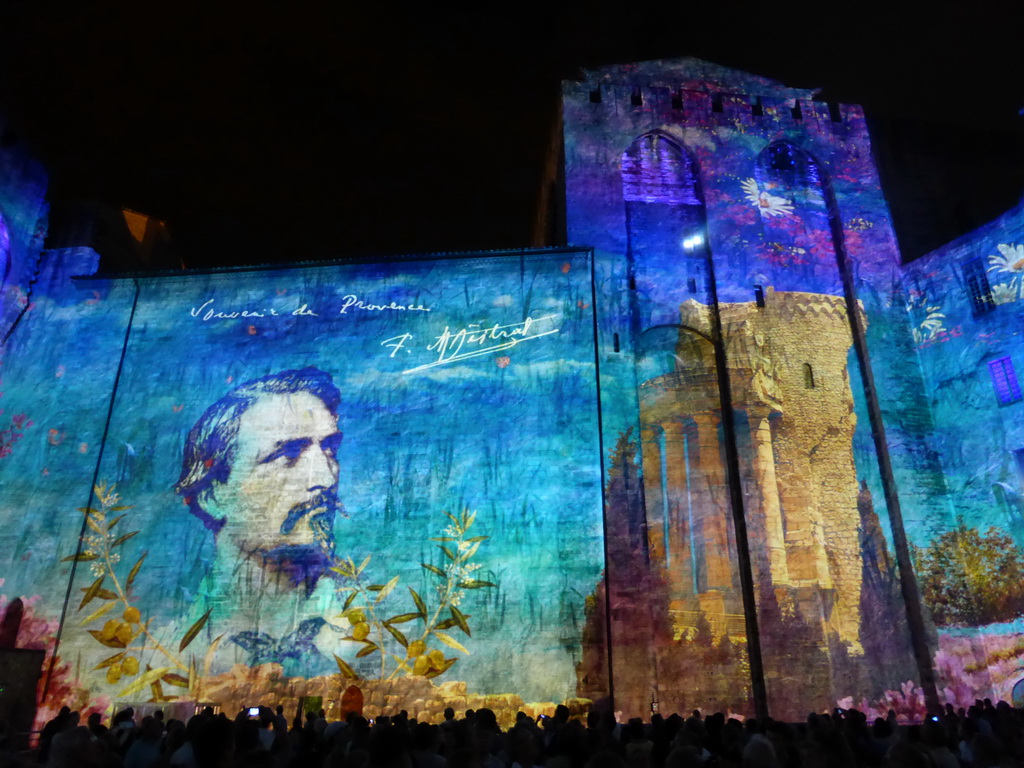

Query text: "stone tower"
[564, 58, 913, 717]
[639, 289, 863, 651]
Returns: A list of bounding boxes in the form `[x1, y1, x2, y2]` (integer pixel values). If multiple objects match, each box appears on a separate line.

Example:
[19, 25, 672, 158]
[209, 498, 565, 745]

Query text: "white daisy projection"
[987, 243, 1024, 303]
[917, 305, 946, 341]
[741, 178, 794, 217]
[906, 293, 947, 345]
[991, 283, 1019, 306]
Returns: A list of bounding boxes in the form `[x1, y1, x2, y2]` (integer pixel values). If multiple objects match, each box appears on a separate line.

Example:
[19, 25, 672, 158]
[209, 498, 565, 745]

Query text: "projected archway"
[753, 140, 841, 294]
[622, 133, 709, 331]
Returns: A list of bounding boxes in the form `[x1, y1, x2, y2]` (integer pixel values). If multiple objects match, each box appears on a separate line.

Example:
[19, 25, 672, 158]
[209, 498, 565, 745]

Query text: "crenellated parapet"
[563, 56, 903, 317]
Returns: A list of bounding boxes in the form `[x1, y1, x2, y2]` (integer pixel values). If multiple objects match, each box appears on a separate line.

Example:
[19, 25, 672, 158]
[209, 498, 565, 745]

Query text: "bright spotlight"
[681, 233, 704, 250]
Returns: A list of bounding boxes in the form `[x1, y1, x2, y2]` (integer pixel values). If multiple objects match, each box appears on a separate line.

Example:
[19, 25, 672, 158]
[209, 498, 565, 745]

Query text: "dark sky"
[1, 1, 1022, 268]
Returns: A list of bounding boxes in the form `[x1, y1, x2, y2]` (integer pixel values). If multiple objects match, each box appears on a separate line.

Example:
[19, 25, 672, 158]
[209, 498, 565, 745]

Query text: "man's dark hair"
[175, 367, 341, 532]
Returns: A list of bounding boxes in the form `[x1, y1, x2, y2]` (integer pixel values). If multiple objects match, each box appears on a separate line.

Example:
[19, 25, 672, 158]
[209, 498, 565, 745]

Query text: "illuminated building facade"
[0, 58, 1022, 725]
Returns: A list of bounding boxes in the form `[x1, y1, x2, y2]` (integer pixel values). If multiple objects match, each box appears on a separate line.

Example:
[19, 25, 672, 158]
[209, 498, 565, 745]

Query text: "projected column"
[749, 410, 789, 586]
[661, 419, 694, 598]
[641, 424, 668, 566]
[692, 412, 732, 593]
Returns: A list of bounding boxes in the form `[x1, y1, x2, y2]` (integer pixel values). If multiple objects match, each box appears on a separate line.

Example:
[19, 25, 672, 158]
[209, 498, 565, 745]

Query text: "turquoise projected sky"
[0, 249, 605, 707]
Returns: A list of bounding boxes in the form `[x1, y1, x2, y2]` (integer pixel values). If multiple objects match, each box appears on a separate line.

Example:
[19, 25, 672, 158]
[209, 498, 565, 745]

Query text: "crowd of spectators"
[4, 698, 1024, 768]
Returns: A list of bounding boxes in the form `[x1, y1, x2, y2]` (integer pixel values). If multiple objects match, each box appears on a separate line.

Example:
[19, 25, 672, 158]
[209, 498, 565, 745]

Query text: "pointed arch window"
[622, 133, 702, 205]
[622, 134, 708, 313]
[752, 141, 837, 287]
[758, 141, 822, 189]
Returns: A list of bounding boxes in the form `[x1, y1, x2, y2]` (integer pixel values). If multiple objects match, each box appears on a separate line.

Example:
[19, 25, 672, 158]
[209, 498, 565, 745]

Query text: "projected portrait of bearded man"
[175, 367, 348, 676]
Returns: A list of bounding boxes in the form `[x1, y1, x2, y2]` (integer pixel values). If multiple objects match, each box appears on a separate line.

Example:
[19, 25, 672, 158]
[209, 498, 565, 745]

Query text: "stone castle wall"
[639, 288, 863, 653]
[192, 664, 591, 729]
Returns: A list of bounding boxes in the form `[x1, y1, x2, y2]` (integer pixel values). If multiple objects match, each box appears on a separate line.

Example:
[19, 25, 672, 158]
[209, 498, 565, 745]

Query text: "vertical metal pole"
[42, 278, 140, 705]
[701, 239, 770, 721]
[588, 249, 616, 712]
[824, 186, 940, 713]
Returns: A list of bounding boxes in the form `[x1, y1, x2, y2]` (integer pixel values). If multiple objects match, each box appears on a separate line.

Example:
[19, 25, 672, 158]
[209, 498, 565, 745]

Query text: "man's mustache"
[279, 489, 346, 536]
[260, 490, 344, 592]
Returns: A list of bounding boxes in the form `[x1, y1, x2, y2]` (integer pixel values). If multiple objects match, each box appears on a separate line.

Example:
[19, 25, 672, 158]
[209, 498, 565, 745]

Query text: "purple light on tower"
[0, 213, 9, 285]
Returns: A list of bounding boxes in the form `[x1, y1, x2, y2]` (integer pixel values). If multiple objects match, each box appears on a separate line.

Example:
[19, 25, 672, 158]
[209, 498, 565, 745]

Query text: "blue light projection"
[4, 56, 1024, 725]
[0, 250, 605, 724]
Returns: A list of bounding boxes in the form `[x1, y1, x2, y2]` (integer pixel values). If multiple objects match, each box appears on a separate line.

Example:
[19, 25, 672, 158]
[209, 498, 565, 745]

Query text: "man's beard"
[279, 489, 345, 552]
[259, 488, 345, 593]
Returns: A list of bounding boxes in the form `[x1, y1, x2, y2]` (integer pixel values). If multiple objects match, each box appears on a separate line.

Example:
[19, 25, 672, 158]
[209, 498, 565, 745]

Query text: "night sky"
[0, 2, 1022, 269]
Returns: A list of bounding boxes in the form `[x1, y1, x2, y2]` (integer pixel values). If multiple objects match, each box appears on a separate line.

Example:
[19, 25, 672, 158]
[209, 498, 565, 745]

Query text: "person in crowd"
[36, 707, 70, 764]
[112, 707, 137, 754]
[29, 697, 1024, 768]
[124, 716, 164, 768]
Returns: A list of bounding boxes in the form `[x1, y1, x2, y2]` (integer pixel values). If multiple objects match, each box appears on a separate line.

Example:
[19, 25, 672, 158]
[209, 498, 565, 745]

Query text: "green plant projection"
[332, 508, 495, 680]
[0, 250, 604, 725]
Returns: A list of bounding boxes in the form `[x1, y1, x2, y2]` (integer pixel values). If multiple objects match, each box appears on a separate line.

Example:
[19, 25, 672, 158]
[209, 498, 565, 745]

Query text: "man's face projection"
[214, 391, 342, 554]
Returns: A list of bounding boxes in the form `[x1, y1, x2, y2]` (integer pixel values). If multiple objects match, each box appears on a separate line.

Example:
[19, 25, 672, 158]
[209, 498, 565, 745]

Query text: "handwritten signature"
[384, 314, 560, 374]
